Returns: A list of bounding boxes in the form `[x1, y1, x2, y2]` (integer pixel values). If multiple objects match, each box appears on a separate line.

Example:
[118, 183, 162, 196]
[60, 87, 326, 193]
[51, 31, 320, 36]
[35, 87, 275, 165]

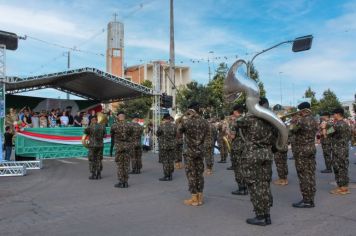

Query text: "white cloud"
[0, 4, 92, 39]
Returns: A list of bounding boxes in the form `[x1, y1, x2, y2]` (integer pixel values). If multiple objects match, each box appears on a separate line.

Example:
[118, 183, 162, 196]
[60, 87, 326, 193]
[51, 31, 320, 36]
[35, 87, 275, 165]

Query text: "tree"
[249, 63, 266, 97]
[318, 89, 342, 114]
[118, 80, 153, 118]
[176, 81, 211, 113]
[303, 86, 319, 113]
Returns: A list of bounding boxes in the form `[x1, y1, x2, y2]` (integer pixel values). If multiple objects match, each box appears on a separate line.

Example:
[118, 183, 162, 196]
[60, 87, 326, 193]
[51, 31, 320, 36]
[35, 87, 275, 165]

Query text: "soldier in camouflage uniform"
[111, 111, 133, 188]
[273, 144, 289, 186]
[130, 116, 144, 174]
[230, 105, 248, 195]
[217, 117, 228, 163]
[178, 102, 209, 206]
[157, 114, 177, 181]
[84, 116, 106, 180]
[319, 112, 333, 173]
[240, 98, 277, 226]
[290, 102, 318, 208]
[204, 120, 216, 175]
[175, 117, 184, 169]
[326, 108, 352, 195]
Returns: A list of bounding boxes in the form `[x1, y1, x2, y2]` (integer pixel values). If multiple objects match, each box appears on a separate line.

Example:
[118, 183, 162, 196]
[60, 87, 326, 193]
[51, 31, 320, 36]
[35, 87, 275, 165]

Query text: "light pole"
[208, 51, 214, 81]
[279, 71, 283, 105]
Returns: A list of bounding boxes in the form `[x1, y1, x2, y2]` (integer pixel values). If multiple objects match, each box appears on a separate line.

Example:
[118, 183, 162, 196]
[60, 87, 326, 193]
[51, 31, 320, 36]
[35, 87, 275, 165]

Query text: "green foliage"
[303, 86, 319, 113]
[117, 80, 153, 119]
[176, 62, 265, 118]
[318, 89, 342, 114]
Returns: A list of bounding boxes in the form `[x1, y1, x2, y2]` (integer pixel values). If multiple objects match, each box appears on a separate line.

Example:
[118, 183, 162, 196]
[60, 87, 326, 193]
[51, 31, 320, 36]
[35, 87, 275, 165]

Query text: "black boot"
[320, 169, 332, 173]
[114, 182, 124, 188]
[123, 182, 129, 188]
[89, 173, 95, 180]
[231, 186, 248, 195]
[136, 169, 141, 174]
[246, 215, 268, 226]
[129, 169, 137, 174]
[226, 166, 234, 170]
[265, 214, 272, 225]
[292, 200, 315, 208]
[168, 173, 173, 181]
[96, 171, 101, 179]
[159, 175, 170, 181]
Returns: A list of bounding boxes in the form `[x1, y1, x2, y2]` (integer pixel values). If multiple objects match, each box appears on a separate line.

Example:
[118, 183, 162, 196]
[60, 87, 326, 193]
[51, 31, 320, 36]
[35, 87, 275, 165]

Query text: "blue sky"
[1, 0, 355, 105]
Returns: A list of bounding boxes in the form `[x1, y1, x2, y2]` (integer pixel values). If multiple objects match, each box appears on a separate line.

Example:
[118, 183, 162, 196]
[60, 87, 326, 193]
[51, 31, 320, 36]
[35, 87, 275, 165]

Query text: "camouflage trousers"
[131, 146, 143, 171]
[176, 144, 183, 163]
[218, 139, 228, 161]
[160, 149, 175, 176]
[115, 150, 130, 183]
[294, 147, 316, 202]
[185, 152, 205, 194]
[321, 142, 332, 170]
[204, 146, 214, 169]
[332, 144, 349, 187]
[274, 151, 288, 179]
[88, 147, 103, 174]
[231, 150, 245, 186]
[242, 158, 273, 216]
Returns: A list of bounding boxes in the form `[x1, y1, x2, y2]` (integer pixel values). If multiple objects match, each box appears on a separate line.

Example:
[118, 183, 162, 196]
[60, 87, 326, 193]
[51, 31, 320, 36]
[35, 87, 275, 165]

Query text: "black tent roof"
[5, 67, 154, 102]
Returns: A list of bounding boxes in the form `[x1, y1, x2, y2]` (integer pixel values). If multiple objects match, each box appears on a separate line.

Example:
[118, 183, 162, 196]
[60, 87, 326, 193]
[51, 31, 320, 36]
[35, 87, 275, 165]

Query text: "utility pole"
[169, 0, 175, 113]
[279, 71, 283, 105]
[66, 51, 70, 100]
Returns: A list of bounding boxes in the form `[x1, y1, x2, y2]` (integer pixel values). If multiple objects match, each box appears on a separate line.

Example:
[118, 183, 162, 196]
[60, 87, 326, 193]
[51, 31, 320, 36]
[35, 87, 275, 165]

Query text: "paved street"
[1, 146, 356, 236]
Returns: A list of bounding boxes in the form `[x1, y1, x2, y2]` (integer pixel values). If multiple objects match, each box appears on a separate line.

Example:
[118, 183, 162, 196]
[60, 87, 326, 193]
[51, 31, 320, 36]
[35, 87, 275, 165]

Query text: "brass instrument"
[279, 108, 312, 121]
[223, 136, 231, 153]
[82, 112, 108, 148]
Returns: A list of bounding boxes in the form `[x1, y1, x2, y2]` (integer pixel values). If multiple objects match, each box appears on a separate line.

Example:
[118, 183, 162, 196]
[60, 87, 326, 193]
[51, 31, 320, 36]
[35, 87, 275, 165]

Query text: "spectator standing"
[48, 109, 58, 128]
[4, 126, 13, 161]
[60, 111, 69, 127]
[22, 109, 32, 127]
[88, 110, 96, 125]
[39, 112, 48, 128]
[73, 111, 82, 127]
[31, 112, 40, 128]
[82, 112, 89, 128]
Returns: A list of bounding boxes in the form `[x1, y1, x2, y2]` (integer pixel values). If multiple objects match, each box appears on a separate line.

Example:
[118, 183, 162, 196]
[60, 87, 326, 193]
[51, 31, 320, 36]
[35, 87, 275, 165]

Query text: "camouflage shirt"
[231, 116, 245, 152]
[240, 114, 277, 161]
[130, 122, 144, 147]
[329, 119, 351, 146]
[110, 121, 133, 151]
[320, 121, 333, 145]
[179, 110, 209, 155]
[157, 121, 177, 150]
[290, 114, 318, 147]
[84, 123, 106, 148]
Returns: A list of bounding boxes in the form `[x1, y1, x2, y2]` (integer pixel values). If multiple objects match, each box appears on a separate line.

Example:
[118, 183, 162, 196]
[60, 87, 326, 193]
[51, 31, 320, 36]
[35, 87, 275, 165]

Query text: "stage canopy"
[5, 67, 154, 102]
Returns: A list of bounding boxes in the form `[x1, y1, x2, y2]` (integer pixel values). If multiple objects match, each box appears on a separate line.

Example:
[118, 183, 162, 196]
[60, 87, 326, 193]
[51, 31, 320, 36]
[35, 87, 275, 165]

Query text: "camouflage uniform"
[204, 123, 216, 170]
[130, 122, 144, 173]
[176, 132, 183, 164]
[84, 123, 106, 176]
[290, 114, 318, 203]
[329, 120, 351, 187]
[157, 121, 177, 177]
[231, 117, 246, 188]
[111, 121, 133, 184]
[240, 115, 277, 216]
[274, 144, 288, 179]
[179, 110, 209, 194]
[320, 121, 333, 171]
[217, 121, 228, 162]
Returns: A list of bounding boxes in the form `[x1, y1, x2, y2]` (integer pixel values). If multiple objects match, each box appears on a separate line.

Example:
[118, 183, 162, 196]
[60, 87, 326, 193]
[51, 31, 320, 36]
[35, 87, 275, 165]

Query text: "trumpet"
[279, 108, 312, 121]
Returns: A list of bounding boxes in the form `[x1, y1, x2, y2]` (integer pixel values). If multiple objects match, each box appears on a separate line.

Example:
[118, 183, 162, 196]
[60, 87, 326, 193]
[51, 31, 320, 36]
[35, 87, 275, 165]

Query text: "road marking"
[57, 160, 78, 164]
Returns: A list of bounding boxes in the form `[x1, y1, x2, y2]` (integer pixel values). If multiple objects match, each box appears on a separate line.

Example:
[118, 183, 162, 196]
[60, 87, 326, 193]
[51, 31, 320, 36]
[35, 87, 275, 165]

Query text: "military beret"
[188, 101, 200, 111]
[297, 102, 311, 110]
[259, 97, 269, 107]
[162, 113, 171, 120]
[332, 107, 344, 115]
[320, 111, 330, 116]
[233, 104, 244, 113]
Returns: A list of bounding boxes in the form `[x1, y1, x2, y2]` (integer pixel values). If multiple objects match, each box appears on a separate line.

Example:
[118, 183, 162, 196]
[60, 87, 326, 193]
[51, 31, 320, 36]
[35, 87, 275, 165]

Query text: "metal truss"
[0, 44, 5, 80]
[152, 62, 161, 153]
[0, 166, 26, 177]
[0, 160, 42, 170]
[5, 67, 154, 101]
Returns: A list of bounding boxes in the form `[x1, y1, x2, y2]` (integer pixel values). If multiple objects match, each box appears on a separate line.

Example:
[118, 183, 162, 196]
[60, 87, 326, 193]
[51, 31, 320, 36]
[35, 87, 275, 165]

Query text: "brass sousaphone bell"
[82, 112, 108, 148]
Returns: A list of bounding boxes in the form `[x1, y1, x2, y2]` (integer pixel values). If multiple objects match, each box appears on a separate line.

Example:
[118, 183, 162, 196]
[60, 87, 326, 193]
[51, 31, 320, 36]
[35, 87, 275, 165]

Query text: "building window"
[113, 49, 121, 57]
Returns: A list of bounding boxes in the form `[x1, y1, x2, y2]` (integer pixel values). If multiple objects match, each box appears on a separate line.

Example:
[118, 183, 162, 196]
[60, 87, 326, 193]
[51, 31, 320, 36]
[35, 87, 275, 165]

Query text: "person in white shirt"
[60, 111, 69, 127]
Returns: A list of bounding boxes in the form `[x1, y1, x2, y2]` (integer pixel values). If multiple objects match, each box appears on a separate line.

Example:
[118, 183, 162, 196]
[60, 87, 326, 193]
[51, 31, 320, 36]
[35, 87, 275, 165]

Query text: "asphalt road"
[1, 146, 356, 236]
